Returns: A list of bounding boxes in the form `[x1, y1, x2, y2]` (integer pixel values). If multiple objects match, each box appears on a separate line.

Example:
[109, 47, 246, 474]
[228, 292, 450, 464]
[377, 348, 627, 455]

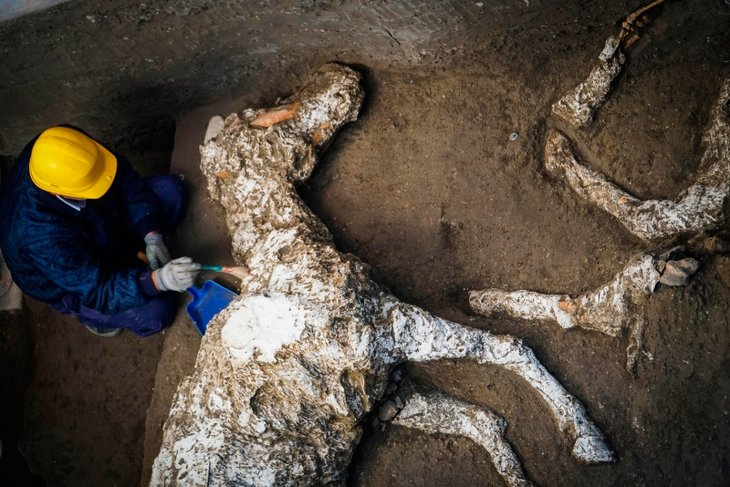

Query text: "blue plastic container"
[186, 280, 239, 335]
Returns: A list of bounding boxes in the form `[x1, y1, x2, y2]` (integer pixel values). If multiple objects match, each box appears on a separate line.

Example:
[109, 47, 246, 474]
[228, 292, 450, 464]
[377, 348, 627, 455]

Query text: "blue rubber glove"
[144, 231, 171, 270]
[153, 257, 201, 292]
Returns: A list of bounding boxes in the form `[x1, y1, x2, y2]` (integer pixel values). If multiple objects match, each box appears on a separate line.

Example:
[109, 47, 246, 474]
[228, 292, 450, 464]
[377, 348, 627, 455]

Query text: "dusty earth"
[1, 0, 729, 486]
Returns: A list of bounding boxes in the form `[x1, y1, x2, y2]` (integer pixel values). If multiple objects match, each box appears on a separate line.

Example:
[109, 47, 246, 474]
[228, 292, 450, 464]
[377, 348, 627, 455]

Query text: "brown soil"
[302, 65, 730, 486]
[1, 1, 729, 486]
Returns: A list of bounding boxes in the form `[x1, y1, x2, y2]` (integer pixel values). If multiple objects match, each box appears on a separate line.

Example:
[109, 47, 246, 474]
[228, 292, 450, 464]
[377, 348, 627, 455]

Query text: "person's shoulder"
[3, 180, 70, 230]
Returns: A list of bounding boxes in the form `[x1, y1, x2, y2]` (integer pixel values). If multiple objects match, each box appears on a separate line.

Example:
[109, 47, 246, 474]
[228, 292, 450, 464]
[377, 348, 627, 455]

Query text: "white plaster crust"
[552, 36, 625, 128]
[471, 29, 721, 375]
[470, 253, 661, 373]
[393, 391, 533, 487]
[470, 254, 659, 338]
[545, 78, 730, 243]
[150, 64, 613, 487]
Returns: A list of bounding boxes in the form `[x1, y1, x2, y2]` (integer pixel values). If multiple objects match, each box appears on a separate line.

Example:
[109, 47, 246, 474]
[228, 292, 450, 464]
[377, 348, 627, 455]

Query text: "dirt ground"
[1, 0, 729, 486]
[303, 61, 730, 486]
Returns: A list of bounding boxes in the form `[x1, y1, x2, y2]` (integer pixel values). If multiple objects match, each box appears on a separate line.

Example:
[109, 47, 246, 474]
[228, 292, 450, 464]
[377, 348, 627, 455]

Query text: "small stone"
[659, 258, 700, 287]
[378, 400, 399, 422]
[394, 396, 404, 409]
[705, 236, 730, 253]
[204, 115, 225, 143]
[392, 369, 404, 382]
[509, 132, 519, 141]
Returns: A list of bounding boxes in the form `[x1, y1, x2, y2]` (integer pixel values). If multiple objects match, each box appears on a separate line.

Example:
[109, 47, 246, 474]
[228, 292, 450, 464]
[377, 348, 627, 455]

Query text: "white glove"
[144, 231, 171, 270]
[153, 257, 200, 292]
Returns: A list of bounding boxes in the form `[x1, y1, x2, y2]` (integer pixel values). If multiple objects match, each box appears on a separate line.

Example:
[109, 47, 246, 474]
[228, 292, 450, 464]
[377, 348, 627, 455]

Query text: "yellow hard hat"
[29, 126, 117, 199]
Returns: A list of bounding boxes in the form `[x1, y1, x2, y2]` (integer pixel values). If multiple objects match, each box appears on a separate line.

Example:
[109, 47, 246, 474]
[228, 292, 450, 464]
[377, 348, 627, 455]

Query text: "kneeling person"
[0, 126, 199, 336]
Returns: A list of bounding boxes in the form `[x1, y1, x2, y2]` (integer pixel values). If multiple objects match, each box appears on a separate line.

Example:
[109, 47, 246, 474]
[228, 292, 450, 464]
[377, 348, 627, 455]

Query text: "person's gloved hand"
[152, 257, 200, 292]
[144, 231, 171, 270]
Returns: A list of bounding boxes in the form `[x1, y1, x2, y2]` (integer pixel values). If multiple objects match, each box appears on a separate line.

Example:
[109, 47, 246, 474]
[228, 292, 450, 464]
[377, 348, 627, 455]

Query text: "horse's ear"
[204, 116, 225, 144]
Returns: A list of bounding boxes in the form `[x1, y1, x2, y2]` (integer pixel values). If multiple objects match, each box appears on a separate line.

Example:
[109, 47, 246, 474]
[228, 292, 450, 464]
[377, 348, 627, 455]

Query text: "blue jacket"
[0, 130, 161, 315]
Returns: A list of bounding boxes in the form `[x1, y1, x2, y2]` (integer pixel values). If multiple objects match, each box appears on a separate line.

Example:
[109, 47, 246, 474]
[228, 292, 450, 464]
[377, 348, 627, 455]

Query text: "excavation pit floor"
[2, 2, 729, 486]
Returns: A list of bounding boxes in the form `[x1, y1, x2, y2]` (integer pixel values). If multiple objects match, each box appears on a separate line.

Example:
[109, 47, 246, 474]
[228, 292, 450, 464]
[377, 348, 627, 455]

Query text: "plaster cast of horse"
[150, 64, 613, 487]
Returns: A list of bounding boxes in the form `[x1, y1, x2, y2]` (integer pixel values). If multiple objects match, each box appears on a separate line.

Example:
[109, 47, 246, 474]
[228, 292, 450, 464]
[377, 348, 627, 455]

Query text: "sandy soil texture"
[0, 1, 728, 486]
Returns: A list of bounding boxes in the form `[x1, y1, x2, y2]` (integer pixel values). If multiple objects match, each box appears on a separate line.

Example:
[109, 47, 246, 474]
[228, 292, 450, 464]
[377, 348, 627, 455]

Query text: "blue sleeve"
[114, 156, 161, 237]
[23, 227, 157, 315]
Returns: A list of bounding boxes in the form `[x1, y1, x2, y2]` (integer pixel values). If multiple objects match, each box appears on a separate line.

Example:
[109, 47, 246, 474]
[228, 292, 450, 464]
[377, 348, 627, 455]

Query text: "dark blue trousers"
[52, 175, 185, 337]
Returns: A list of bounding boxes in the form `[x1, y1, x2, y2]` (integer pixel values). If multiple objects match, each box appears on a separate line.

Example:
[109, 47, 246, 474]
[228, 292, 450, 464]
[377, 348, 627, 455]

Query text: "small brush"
[200, 264, 250, 280]
[137, 251, 249, 280]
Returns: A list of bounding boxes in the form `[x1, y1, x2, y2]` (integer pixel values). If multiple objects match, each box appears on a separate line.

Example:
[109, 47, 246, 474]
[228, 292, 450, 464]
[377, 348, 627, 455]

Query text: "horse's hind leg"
[391, 390, 532, 487]
[389, 304, 615, 464]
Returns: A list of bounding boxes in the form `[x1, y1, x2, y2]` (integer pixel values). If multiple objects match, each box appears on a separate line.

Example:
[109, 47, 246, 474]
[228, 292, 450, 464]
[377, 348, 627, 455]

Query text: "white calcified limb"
[470, 290, 576, 331]
[552, 0, 667, 128]
[392, 391, 533, 487]
[469, 254, 665, 374]
[389, 304, 615, 464]
[552, 35, 625, 128]
[469, 253, 660, 338]
[469, 252, 701, 374]
[545, 78, 730, 243]
[152, 65, 375, 486]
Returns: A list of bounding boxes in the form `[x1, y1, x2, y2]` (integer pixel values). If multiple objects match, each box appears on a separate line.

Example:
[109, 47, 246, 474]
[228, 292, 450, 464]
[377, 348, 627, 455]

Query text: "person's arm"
[112, 156, 172, 269]
[23, 231, 158, 315]
[113, 156, 161, 238]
